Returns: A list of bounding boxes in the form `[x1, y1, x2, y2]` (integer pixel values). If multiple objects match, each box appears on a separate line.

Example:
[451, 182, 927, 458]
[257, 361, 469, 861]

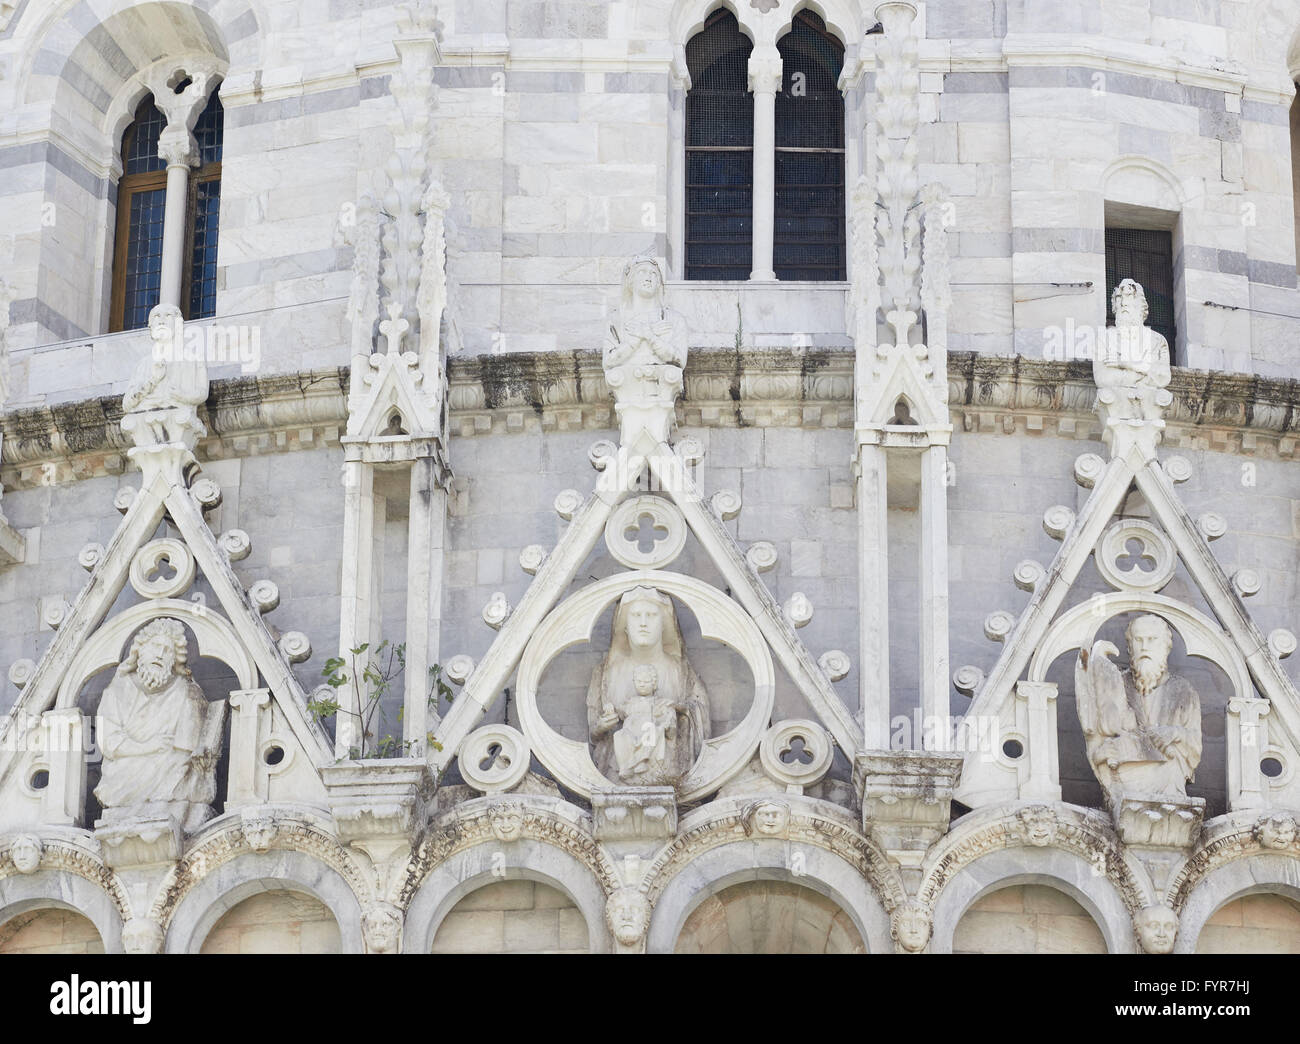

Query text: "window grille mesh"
[685, 9, 753, 280]
[1105, 227, 1177, 359]
[123, 98, 166, 175]
[188, 178, 221, 320]
[122, 187, 166, 330]
[774, 11, 845, 280]
[194, 92, 224, 167]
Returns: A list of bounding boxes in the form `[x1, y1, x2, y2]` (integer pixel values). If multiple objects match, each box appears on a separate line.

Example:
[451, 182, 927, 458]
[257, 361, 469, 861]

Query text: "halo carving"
[604, 495, 687, 570]
[515, 570, 775, 802]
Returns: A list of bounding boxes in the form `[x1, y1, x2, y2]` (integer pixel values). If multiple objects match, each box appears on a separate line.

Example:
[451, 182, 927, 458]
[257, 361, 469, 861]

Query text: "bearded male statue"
[1093, 278, 1172, 431]
[95, 618, 226, 831]
[1075, 614, 1201, 805]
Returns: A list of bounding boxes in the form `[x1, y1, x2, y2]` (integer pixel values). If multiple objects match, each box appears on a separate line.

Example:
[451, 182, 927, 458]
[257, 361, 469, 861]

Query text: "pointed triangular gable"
[0, 448, 333, 809]
[429, 441, 863, 776]
[956, 435, 1300, 808]
[346, 347, 441, 442]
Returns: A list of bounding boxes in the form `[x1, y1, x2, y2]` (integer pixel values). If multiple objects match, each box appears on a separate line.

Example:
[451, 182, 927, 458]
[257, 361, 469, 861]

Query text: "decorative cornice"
[399, 797, 619, 906]
[642, 796, 905, 911]
[917, 802, 1150, 914]
[149, 808, 373, 926]
[0, 831, 130, 920]
[3, 352, 1300, 485]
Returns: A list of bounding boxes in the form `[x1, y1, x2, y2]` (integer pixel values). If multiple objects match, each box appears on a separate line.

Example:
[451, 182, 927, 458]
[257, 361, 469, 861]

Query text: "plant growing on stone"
[306, 640, 453, 758]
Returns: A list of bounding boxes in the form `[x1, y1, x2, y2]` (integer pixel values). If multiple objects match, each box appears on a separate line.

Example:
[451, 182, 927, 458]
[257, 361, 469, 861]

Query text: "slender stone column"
[157, 130, 198, 308]
[403, 455, 447, 757]
[748, 50, 782, 282]
[856, 443, 890, 748]
[919, 445, 951, 748]
[148, 71, 217, 310]
[337, 458, 376, 757]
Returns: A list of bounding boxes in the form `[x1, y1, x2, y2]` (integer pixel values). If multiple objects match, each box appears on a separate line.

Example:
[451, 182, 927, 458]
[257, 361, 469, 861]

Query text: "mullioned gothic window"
[110, 89, 224, 332]
[685, 8, 845, 281]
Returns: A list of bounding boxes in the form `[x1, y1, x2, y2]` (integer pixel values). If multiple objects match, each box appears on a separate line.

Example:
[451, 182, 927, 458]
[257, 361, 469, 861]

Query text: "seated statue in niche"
[587, 587, 710, 789]
[1075, 614, 1202, 804]
[95, 618, 226, 831]
[1094, 278, 1172, 428]
[603, 255, 688, 443]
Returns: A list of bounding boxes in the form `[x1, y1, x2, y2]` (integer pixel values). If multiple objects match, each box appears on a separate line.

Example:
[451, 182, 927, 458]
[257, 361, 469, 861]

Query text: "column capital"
[157, 127, 198, 168]
[747, 49, 783, 94]
[146, 64, 221, 167]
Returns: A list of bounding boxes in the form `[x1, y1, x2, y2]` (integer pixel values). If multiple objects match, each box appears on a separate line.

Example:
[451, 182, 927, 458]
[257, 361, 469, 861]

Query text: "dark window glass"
[121, 187, 166, 330]
[186, 91, 224, 320]
[123, 98, 166, 176]
[774, 10, 846, 280]
[685, 9, 753, 280]
[188, 178, 221, 320]
[1105, 227, 1176, 359]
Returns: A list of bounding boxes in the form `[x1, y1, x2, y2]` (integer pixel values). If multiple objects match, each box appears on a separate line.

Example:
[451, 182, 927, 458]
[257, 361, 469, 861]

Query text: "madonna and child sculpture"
[587, 587, 710, 789]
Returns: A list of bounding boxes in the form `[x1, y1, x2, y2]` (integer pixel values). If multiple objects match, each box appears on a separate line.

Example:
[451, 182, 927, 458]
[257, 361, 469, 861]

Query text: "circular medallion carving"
[459, 724, 531, 794]
[759, 719, 833, 789]
[128, 539, 196, 600]
[604, 495, 687, 570]
[1096, 519, 1176, 593]
[515, 570, 775, 803]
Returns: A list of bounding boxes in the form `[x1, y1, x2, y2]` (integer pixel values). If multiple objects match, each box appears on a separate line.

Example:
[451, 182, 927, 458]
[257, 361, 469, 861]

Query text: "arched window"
[774, 10, 845, 280]
[110, 87, 224, 331]
[685, 9, 754, 280]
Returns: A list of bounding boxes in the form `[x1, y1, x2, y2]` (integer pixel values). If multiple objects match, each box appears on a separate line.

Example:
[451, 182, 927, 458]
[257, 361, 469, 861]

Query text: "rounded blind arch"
[685, 8, 754, 280]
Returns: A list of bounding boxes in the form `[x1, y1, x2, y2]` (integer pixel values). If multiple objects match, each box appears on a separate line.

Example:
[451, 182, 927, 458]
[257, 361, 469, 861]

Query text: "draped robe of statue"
[586, 587, 710, 788]
[602, 255, 688, 442]
[1076, 633, 1202, 801]
[95, 621, 222, 829]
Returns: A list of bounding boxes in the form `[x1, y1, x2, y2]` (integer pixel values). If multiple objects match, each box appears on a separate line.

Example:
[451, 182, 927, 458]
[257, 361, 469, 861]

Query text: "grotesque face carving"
[362, 904, 402, 954]
[1016, 806, 1056, 847]
[121, 918, 164, 955]
[489, 805, 524, 843]
[1136, 904, 1178, 954]
[8, 834, 42, 875]
[891, 900, 931, 953]
[605, 888, 650, 947]
[749, 800, 789, 837]
[241, 816, 277, 853]
[1127, 615, 1173, 694]
[625, 598, 664, 651]
[1257, 813, 1297, 850]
